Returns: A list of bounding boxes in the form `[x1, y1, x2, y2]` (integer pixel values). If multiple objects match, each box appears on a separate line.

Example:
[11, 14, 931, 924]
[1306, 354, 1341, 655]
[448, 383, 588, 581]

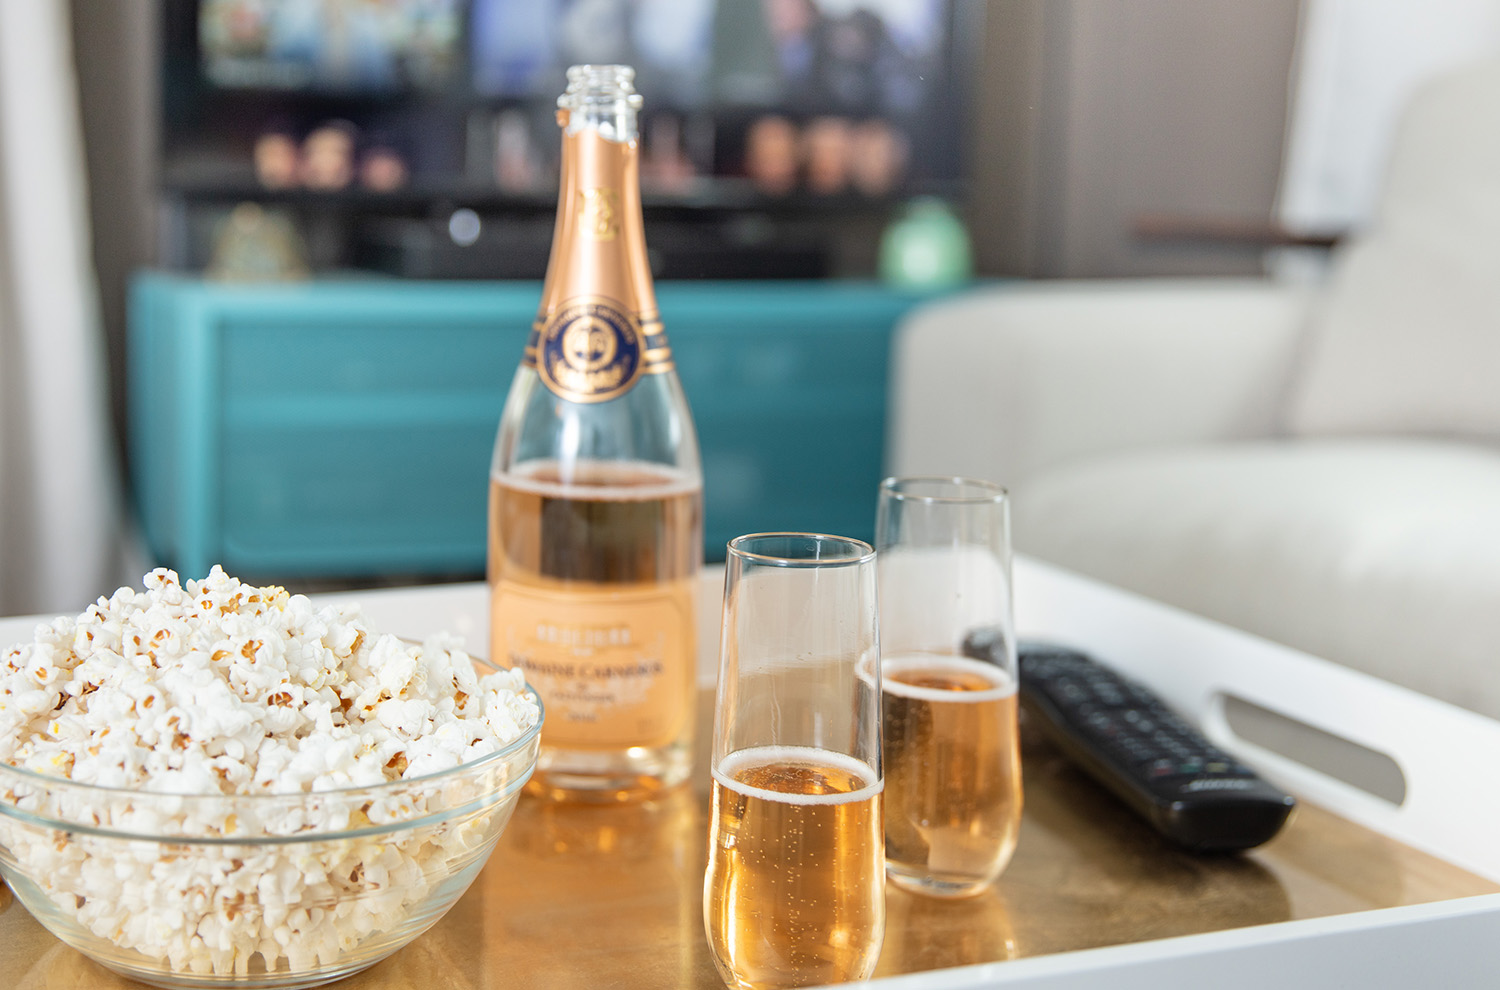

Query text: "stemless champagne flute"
[704, 534, 885, 989]
[875, 477, 1022, 898]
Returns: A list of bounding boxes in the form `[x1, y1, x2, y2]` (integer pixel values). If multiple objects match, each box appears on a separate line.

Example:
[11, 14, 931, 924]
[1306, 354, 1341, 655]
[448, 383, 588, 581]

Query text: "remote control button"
[1086, 713, 1119, 738]
[1154, 715, 1197, 736]
[1113, 740, 1154, 764]
[1058, 680, 1088, 701]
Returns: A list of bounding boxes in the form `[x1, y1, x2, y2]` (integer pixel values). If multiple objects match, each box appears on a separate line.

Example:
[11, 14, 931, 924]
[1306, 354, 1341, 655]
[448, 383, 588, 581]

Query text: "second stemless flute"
[705, 534, 885, 990]
[875, 477, 1022, 898]
[489, 65, 702, 800]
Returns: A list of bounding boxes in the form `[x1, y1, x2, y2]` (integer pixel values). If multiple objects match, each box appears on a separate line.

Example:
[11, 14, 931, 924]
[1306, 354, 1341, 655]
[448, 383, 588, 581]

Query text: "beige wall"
[969, 0, 1303, 278]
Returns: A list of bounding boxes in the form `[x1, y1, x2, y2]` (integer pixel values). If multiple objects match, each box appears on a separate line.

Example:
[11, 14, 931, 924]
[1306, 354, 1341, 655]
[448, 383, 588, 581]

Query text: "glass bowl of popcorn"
[0, 568, 543, 989]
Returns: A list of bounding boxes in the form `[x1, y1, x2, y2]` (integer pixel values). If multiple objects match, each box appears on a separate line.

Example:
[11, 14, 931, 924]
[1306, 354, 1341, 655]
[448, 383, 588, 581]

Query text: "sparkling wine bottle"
[488, 65, 703, 801]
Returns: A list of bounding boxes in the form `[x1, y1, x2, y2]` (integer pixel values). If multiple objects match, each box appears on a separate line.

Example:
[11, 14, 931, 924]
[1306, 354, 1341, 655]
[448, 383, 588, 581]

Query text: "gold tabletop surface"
[3, 693, 1495, 989]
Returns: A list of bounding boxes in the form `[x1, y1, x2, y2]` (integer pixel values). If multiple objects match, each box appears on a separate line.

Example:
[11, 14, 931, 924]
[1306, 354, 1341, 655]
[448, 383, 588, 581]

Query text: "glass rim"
[726, 532, 877, 568]
[879, 475, 1009, 504]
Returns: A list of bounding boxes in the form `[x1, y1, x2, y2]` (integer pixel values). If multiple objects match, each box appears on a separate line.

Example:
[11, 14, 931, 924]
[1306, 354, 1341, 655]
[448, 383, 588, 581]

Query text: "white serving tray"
[8, 555, 1497, 989]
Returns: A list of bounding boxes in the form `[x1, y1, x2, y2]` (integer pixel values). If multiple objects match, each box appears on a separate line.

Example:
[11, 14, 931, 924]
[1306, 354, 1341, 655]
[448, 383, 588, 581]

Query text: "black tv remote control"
[1004, 641, 1296, 852]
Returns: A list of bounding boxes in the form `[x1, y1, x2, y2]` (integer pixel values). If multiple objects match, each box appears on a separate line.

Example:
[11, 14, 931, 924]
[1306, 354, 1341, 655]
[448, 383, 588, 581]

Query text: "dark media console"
[352, 215, 832, 280]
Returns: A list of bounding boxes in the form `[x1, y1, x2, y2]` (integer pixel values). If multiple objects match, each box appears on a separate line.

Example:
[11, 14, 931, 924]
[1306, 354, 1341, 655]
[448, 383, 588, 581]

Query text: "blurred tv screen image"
[470, 0, 947, 116]
[199, 0, 463, 91]
[168, 0, 965, 201]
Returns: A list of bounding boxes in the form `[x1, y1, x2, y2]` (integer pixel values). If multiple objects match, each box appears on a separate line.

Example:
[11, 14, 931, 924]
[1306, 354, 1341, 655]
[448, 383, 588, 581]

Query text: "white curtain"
[0, 3, 123, 616]
[1280, 0, 1500, 233]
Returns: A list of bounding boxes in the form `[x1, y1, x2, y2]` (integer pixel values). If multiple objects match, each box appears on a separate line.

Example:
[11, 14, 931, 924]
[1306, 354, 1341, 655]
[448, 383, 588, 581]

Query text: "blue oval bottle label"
[529, 297, 648, 404]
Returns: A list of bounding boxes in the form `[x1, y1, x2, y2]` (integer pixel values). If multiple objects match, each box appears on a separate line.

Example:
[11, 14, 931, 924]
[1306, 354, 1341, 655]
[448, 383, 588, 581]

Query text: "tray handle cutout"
[1218, 693, 1407, 806]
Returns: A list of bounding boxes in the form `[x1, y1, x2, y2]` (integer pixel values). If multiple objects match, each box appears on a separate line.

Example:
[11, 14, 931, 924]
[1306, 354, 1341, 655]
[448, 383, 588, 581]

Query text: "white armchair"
[889, 280, 1311, 486]
[888, 59, 1500, 721]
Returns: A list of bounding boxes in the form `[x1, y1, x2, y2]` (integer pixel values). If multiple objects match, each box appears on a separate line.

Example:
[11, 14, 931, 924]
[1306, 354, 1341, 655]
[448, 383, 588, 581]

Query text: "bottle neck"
[537, 107, 657, 322]
[561, 99, 638, 144]
[556, 64, 642, 142]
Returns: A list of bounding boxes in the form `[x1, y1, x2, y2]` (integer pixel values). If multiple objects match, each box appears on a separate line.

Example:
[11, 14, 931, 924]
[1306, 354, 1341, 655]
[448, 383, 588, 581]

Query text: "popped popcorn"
[0, 567, 541, 981]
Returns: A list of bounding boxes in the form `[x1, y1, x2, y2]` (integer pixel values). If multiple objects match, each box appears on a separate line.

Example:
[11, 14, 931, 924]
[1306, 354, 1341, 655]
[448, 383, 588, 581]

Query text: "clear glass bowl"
[0, 670, 542, 989]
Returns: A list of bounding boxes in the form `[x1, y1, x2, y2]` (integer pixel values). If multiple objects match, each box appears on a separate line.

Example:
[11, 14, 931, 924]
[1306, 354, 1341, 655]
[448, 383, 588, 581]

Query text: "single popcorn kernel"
[0, 565, 541, 983]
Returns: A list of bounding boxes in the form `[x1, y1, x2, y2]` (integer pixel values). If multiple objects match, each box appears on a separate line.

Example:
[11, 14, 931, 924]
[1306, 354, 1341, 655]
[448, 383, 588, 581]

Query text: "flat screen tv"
[163, 0, 975, 203]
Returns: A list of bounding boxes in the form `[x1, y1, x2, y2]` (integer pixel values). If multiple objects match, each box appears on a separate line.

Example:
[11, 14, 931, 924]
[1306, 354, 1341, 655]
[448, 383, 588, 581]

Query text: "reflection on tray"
[1013, 729, 1292, 955]
[3, 692, 1495, 989]
[880, 885, 1017, 974]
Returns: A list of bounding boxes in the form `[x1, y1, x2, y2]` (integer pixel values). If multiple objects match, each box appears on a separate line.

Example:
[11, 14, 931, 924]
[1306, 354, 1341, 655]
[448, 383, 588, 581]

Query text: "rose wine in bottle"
[489, 65, 702, 801]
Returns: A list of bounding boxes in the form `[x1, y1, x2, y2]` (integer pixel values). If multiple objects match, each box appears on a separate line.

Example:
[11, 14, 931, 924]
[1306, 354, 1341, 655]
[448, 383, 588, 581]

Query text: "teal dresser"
[129, 274, 936, 580]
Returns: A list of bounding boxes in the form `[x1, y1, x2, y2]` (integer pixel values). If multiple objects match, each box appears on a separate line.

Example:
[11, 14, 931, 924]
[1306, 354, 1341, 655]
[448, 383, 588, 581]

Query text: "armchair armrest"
[887, 279, 1313, 486]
